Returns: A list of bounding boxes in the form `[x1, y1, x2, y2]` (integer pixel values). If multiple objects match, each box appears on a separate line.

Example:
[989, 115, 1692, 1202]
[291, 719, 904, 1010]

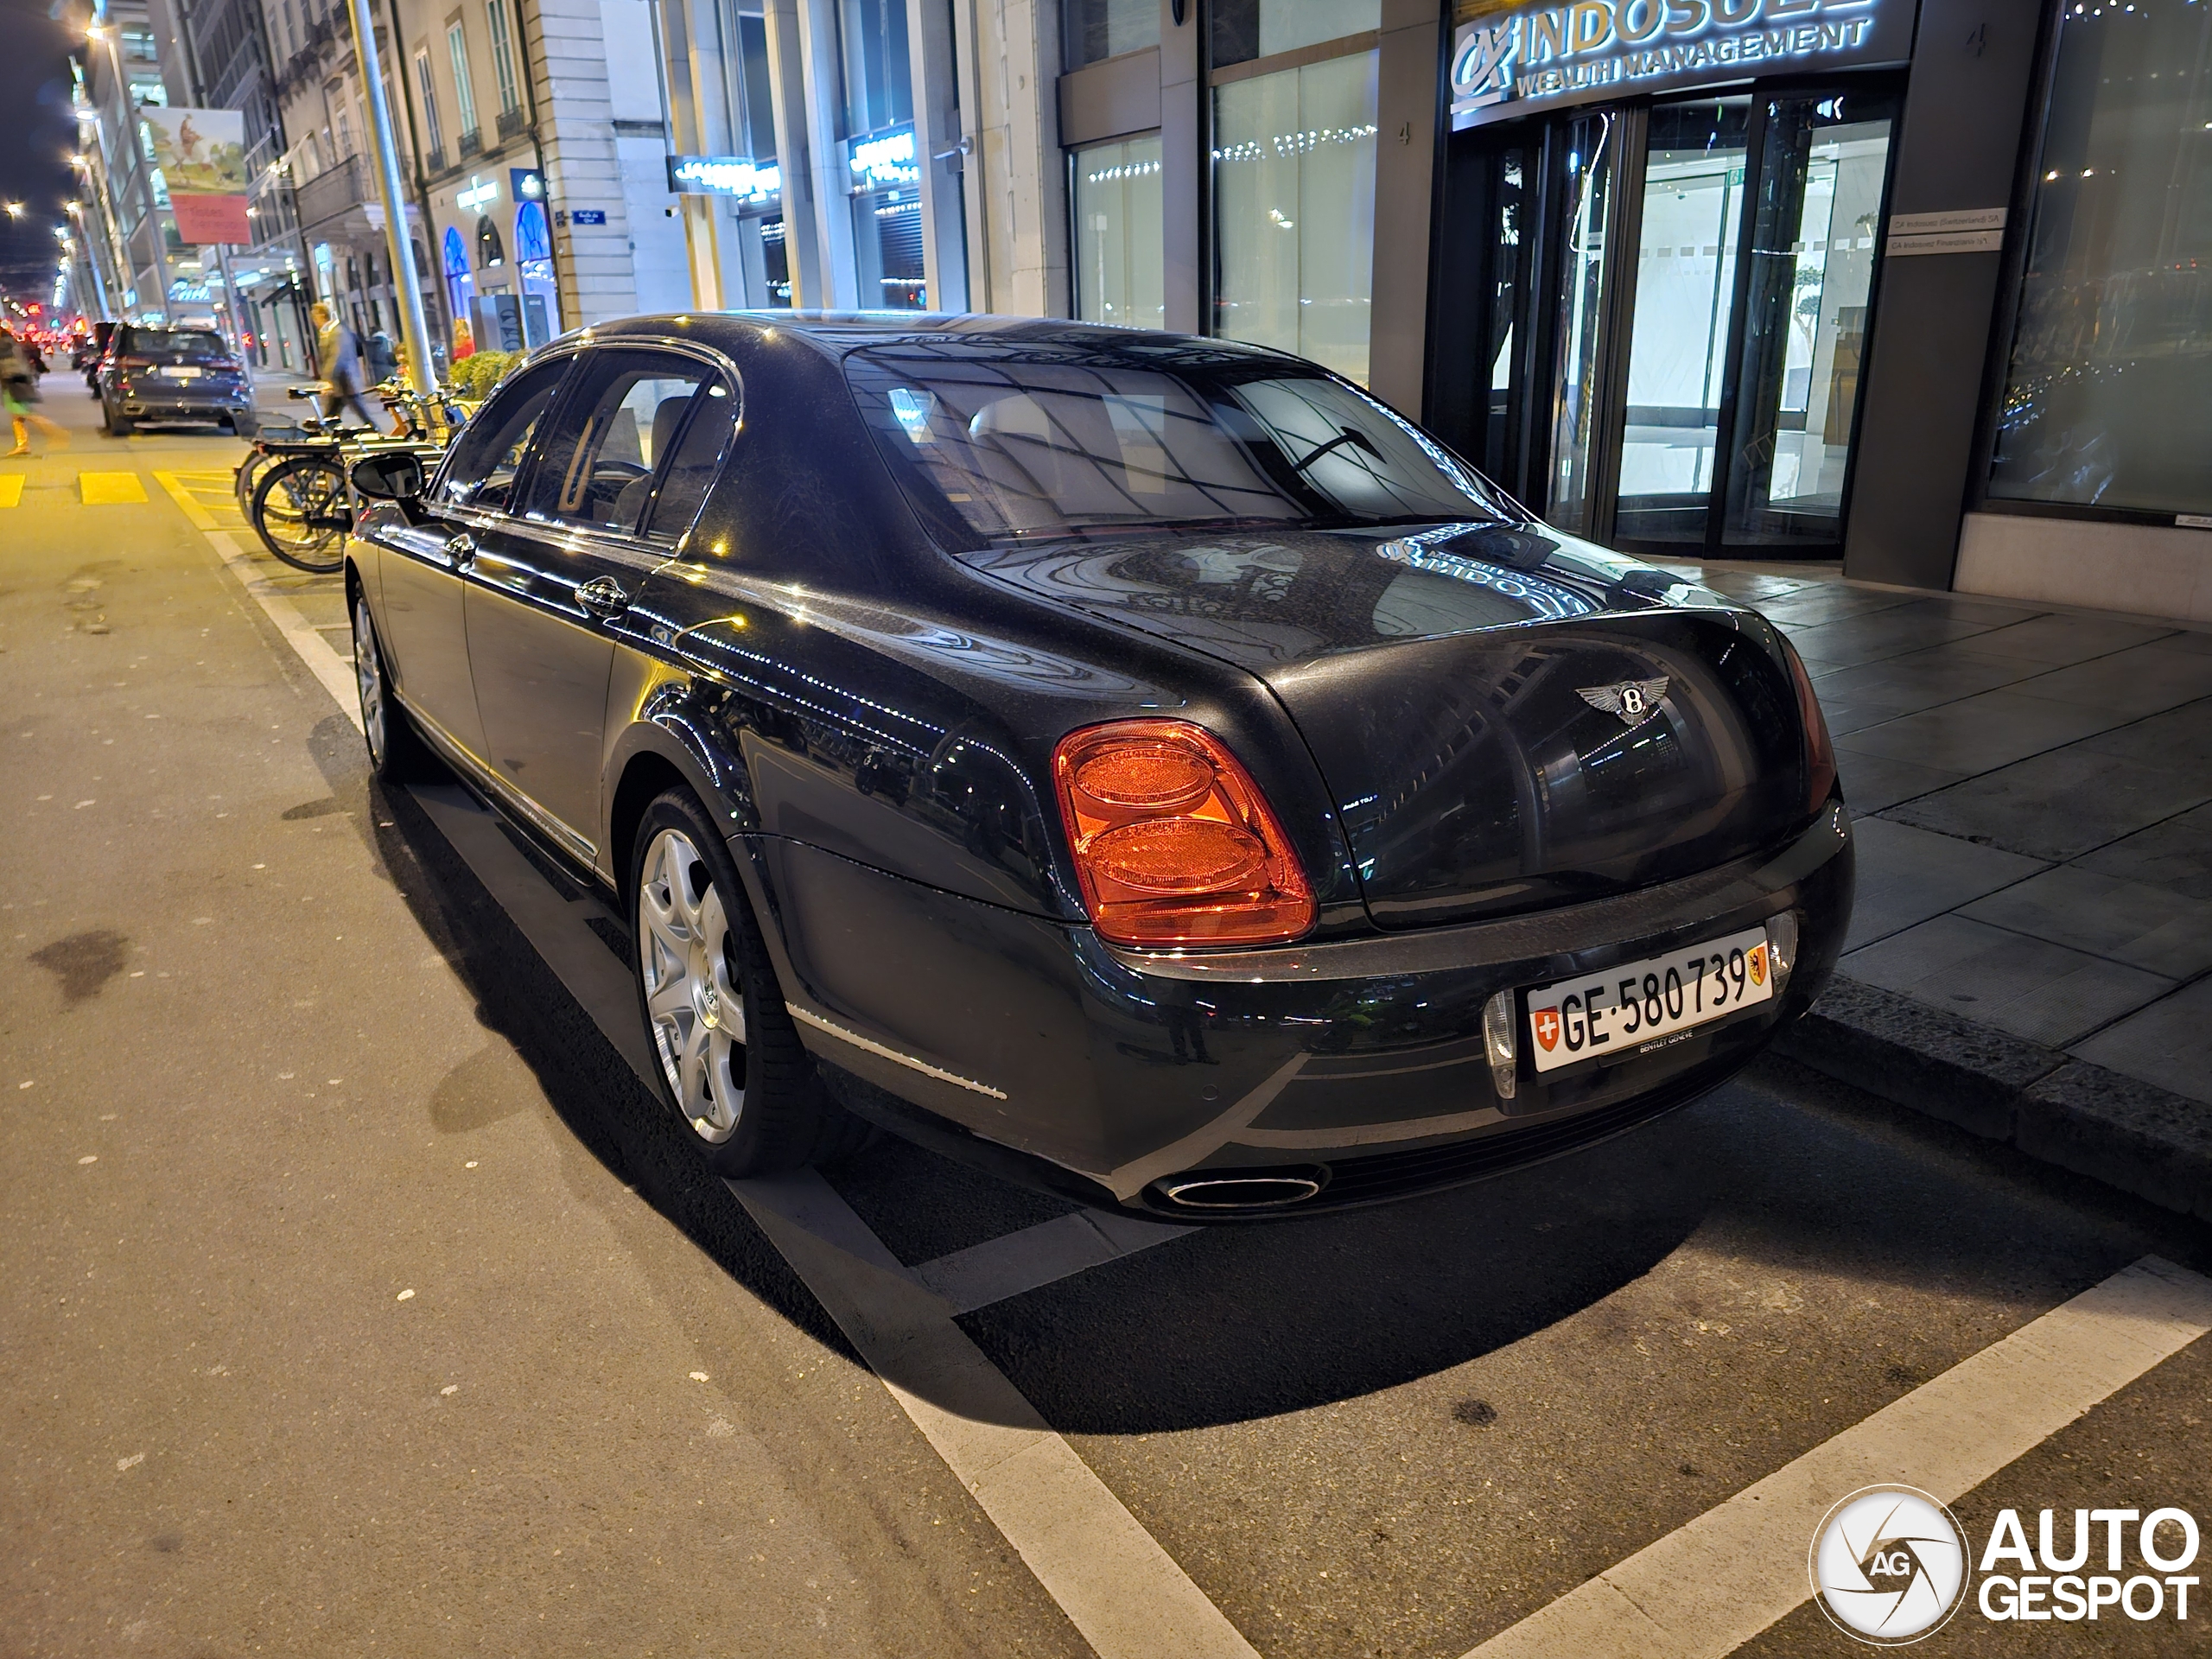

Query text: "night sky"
[0, 0, 85, 309]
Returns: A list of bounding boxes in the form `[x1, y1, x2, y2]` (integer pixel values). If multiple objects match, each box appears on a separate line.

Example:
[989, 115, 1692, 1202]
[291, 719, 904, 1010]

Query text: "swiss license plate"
[1526, 925, 1774, 1073]
[161, 365, 203, 379]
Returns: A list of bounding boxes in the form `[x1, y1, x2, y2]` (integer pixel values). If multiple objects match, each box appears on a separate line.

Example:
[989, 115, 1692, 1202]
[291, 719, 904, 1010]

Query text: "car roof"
[565, 310, 1299, 367]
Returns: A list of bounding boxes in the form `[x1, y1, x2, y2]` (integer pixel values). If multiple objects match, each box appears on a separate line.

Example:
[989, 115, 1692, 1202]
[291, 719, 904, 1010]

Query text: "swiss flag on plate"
[1532, 1007, 1560, 1052]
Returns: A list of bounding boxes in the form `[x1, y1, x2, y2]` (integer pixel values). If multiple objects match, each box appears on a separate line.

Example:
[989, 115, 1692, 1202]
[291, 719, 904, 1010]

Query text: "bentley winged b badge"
[1578, 677, 1669, 728]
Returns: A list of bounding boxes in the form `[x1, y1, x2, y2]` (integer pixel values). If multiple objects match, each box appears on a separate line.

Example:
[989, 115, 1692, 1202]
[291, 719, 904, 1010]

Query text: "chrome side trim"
[786, 1005, 1009, 1100]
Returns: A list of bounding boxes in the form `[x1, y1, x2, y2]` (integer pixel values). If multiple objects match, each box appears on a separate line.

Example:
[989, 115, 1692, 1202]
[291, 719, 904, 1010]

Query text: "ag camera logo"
[1810, 1486, 1969, 1644]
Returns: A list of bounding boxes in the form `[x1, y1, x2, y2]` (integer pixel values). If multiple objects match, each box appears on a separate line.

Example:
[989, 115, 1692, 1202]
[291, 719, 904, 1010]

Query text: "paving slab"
[1834, 750, 1967, 814]
[1773, 602, 2017, 667]
[1840, 815, 2048, 950]
[2075, 798, 2212, 900]
[1880, 743, 2212, 861]
[2004, 639, 2212, 717]
[2068, 977, 2212, 1107]
[1840, 914, 2173, 1048]
[1960, 863, 2212, 978]
[1834, 686, 2136, 772]
[1957, 612, 2177, 664]
[1808, 645, 2044, 715]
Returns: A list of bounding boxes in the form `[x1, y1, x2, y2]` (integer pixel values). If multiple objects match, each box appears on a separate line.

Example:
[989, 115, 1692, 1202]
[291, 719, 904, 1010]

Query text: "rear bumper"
[745, 802, 1854, 1217]
[115, 387, 248, 419]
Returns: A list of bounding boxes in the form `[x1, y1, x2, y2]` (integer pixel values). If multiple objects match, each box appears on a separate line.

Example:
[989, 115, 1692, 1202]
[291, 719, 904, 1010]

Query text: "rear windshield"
[122, 328, 231, 363]
[844, 340, 1520, 545]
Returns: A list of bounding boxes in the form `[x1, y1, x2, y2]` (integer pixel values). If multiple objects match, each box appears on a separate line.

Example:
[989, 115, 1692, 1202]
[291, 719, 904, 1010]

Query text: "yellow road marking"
[79, 471, 149, 505]
[150, 470, 222, 531]
[0, 476, 22, 508]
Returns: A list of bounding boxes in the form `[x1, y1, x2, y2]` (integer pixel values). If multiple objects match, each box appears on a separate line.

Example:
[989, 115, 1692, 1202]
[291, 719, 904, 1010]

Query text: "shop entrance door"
[1439, 86, 1897, 558]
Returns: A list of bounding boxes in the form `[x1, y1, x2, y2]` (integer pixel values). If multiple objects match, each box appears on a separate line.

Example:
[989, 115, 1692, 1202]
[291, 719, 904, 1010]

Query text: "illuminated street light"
[3, 203, 23, 219]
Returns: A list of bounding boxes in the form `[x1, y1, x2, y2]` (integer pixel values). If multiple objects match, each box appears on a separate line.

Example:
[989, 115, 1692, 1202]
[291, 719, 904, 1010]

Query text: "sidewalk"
[1664, 559, 2212, 1219]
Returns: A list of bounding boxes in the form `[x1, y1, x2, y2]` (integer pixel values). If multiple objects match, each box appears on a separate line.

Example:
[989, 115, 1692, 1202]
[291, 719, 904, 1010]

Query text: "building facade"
[108, 0, 2209, 619]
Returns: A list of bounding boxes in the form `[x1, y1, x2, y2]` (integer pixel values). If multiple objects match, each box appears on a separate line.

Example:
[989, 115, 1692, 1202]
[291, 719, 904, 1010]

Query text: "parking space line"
[1463, 1255, 2212, 1659]
[151, 470, 361, 733]
[385, 777, 1249, 1656]
[915, 1210, 1194, 1314]
[732, 1172, 1260, 1659]
[79, 470, 148, 505]
[0, 475, 22, 508]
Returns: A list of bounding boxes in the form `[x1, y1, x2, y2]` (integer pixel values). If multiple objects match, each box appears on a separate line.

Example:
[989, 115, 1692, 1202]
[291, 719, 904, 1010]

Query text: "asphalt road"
[3, 383, 2209, 1658]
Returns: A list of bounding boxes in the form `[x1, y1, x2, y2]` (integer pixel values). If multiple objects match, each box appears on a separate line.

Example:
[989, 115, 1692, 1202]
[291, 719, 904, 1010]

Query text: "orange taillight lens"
[1052, 720, 1315, 948]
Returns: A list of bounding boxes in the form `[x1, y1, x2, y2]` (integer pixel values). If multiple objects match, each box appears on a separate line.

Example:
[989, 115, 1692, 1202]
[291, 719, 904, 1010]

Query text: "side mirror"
[351, 451, 424, 502]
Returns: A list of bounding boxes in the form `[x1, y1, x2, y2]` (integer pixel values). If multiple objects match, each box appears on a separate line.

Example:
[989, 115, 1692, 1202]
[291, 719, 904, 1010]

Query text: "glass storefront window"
[1073, 133, 1164, 329]
[1212, 51, 1379, 385]
[1721, 93, 1891, 548]
[1989, 0, 2212, 516]
[1617, 99, 1748, 545]
[1211, 0, 1381, 68]
[840, 0, 913, 137]
[1065, 0, 1158, 68]
[1545, 111, 1618, 537]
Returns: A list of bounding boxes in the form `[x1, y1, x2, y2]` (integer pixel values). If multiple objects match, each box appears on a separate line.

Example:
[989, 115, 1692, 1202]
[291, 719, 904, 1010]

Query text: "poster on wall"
[1449, 0, 1919, 126]
[140, 107, 251, 244]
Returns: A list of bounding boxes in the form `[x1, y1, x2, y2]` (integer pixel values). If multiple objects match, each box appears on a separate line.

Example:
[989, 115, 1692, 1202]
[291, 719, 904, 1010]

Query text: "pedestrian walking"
[313, 302, 396, 434]
[1, 328, 68, 458]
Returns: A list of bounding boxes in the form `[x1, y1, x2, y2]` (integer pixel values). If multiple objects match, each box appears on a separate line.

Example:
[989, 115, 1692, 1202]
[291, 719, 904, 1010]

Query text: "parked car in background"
[95, 324, 256, 436]
[344, 314, 1853, 1219]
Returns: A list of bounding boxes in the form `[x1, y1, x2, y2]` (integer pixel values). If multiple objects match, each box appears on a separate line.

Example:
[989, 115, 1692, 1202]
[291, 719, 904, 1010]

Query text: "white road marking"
[1463, 1255, 2212, 1659]
[150, 470, 362, 734]
[732, 1171, 1259, 1659]
[914, 1209, 1194, 1314]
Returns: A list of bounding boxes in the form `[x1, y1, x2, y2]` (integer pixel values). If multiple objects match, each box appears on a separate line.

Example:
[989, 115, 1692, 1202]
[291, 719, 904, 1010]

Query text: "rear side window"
[435, 357, 569, 512]
[518, 350, 714, 535]
[642, 380, 736, 543]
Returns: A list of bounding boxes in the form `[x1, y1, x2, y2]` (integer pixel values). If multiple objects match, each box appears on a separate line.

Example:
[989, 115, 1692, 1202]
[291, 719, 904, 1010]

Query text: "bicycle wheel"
[251, 454, 351, 574]
[234, 447, 289, 517]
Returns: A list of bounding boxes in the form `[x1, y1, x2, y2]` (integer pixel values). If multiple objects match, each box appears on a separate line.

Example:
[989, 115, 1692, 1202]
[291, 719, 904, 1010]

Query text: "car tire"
[350, 592, 429, 783]
[629, 789, 868, 1176]
[102, 403, 132, 436]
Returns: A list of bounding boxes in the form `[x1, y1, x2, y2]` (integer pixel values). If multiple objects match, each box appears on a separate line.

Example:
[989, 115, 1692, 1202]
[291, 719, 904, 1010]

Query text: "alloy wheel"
[637, 828, 748, 1142]
[353, 599, 389, 767]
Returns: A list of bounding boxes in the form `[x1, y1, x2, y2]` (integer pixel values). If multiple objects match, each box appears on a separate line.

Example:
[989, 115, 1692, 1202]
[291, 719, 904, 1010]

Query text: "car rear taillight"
[1777, 633, 1837, 814]
[1052, 719, 1314, 948]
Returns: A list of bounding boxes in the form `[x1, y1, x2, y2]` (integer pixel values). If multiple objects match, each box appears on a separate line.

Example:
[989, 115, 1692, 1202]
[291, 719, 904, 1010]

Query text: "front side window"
[1987, 0, 2212, 516]
[519, 351, 717, 535]
[435, 356, 567, 511]
[1072, 133, 1164, 330]
[1212, 49, 1379, 385]
[847, 342, 1516, 545]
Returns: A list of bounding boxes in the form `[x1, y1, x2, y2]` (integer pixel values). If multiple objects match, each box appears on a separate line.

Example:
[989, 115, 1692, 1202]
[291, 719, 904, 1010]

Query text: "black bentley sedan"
[344, 314, 1852, 1217]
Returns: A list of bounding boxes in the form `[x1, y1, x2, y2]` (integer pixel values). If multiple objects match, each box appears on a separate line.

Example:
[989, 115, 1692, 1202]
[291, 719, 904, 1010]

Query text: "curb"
[1773, 976, 2212, 1225]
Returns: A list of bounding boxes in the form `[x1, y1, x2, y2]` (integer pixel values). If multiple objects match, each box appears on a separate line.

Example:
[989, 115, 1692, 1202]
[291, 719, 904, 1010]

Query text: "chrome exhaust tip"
[1152, 1168, 1329, 1210]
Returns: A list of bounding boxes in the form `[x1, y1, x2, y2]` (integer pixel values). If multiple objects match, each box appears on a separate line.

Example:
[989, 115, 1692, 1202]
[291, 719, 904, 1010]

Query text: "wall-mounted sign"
[511, 168, 545, 203]
[849, 127, 918, 187]
[140, 106, 249, 244]
[569, 208, 607, 225]
[1449, 0, 1916, 126]
[455, 175, 500, 213]
[665, 155, 781, 201]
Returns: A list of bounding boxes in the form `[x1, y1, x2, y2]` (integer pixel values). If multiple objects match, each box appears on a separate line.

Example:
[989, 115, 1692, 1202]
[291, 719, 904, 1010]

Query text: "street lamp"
[3, 203, 23, 220]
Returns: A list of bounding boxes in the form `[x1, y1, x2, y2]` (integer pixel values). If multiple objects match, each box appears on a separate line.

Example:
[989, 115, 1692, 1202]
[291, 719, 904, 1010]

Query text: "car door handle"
[575, 575, 633, 620]
[443, 531, 477, 569]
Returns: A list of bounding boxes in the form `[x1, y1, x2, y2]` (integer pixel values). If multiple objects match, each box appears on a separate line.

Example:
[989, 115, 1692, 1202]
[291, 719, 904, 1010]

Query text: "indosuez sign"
[1449, 0, 1918, 126]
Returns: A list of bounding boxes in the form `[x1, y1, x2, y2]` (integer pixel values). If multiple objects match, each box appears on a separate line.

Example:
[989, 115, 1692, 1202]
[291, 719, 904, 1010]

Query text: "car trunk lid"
[960, 523, 1815, 928]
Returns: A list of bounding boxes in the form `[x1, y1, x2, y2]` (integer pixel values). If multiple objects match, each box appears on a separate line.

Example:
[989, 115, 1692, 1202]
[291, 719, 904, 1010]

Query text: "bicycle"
[240, 381, 466, 574]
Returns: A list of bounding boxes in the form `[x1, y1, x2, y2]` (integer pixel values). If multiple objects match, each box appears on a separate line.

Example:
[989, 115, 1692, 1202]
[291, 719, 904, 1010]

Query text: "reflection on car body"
[345, 312, 1852, 1219]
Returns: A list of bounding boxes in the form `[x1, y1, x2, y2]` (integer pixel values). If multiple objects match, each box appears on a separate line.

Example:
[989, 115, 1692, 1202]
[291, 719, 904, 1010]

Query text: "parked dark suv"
[96, 325, 256, 436]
